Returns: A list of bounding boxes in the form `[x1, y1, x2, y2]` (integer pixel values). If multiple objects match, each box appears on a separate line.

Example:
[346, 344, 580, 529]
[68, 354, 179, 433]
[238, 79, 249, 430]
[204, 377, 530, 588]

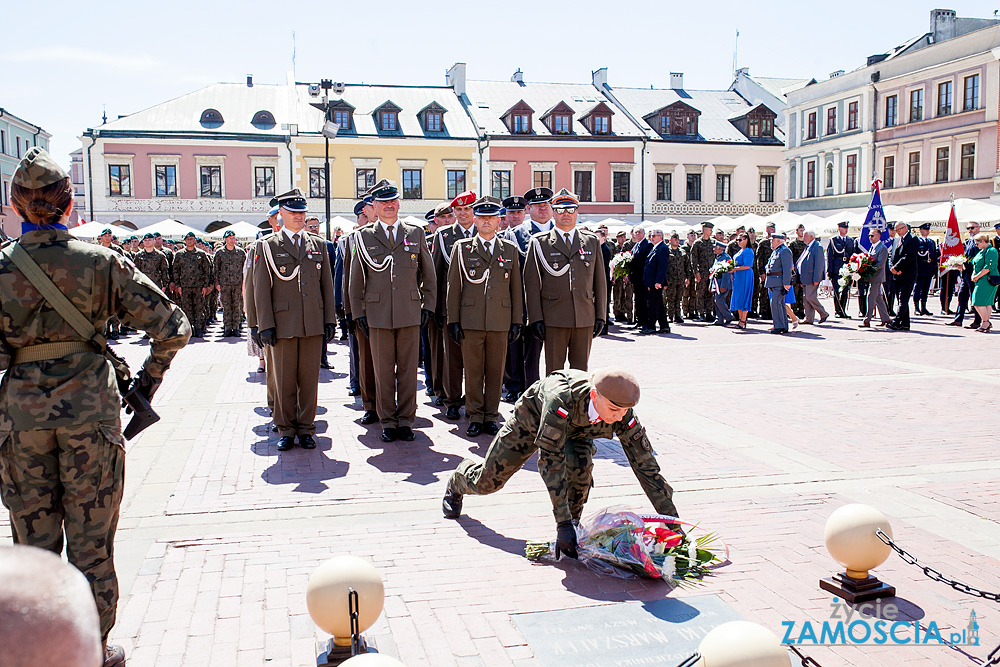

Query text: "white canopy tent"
[68, 221, 122, 240]
[898, 198, 1000, 226]
[138, 219, 201, 239]
[206, 221, 263, 240]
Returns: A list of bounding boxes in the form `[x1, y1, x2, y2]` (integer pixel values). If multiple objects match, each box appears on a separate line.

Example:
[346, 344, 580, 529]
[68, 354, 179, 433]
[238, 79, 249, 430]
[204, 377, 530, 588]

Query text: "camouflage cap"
[593, 367, 640, 408]
[13, 147, 69, 189]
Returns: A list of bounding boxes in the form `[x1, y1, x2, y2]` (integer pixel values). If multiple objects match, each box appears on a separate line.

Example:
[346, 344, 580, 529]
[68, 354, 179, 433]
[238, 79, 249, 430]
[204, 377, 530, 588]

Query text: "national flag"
[939, 202, 963, 266]
[859, 178, 890, 251]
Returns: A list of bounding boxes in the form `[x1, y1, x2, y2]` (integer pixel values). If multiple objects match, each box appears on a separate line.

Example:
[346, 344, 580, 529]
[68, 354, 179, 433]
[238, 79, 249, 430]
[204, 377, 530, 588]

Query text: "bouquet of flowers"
[709, 259, 736, 280]
[525, 509, 727, 586]
[609, 252, 631, 281]
[940, 254, 967, 272]
[838, 252, 878, 289]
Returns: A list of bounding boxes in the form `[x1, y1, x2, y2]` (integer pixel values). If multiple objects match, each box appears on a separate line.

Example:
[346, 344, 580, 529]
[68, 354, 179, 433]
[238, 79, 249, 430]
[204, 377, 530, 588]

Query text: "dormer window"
[199, 109, 223, 128]
[418, 102, 447, 133]
[328, 101, 354, 131]
[593, 116, 609, 134]
[251, 110, 276, 129]
[646, 101, 700, 138]
[552, 115, 570, 133]
[502, 100, 535, 134]
[374, 101, 402, 133]
[426, 112, 441, 131]
[734, 103, 777, 140]
[540, 101, 575, 135]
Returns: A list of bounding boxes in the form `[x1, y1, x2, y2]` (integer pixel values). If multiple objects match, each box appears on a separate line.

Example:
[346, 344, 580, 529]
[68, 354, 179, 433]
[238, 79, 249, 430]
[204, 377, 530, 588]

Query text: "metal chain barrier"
[875, 529, 1000, 602]
[984, 643, 1000, 666]
[348, 588, 361, 656]
[788, 644, 824, 666]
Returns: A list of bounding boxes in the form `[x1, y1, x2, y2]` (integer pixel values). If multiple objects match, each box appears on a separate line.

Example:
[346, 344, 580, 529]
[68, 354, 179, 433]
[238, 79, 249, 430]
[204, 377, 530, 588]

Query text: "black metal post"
[325, 132, 331, 241]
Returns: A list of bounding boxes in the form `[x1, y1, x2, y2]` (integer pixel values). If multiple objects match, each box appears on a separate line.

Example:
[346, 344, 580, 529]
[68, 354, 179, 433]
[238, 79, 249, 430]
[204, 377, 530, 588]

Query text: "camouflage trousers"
[0, 419, 125, 641]
[219, 284, 244, 332]
[203, 287, 218, 325]
[683, 277, 697, 317]
[612, 279, 633, 322]
[663, 281, 685, 321]
[178, 286, 206, 333]
[449, 398, 594, 523]
[694, 275, 713, 318]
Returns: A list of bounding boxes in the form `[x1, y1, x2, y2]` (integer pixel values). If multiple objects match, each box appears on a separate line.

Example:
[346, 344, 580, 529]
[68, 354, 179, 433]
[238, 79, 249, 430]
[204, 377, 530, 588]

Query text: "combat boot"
[104, 643, 126, 666]
[442, 484, 463, 519]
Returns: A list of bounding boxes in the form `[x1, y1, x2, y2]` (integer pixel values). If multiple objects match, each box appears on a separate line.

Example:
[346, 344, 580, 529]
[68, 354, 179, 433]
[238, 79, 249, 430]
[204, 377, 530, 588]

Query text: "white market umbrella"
[69, 221, 121, 240]
[206, 221, 262, 240]
[900, 198, 1000, 225]
[139, 219, 201, 239]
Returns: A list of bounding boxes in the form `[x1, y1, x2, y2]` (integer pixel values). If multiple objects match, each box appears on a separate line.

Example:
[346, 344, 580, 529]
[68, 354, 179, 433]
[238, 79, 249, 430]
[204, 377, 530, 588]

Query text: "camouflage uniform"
[611, 240, 635, 322]
[448, 369, 678, 524]
[133, 248, 171, 291]
[213, 246, 247, 333]
[0, 228, 190, 641]
[789, 237, 807, 317]
[663, 245, 692, 322]
[691, 237, 716, 319]
[172, 247, 213, 335]
[754, 238, 774, 318]
[682, 245, 697, 317]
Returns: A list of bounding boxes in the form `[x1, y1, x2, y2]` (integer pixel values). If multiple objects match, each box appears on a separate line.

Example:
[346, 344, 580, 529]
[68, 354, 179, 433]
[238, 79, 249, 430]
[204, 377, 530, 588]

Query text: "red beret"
[451, 190, 477, 207]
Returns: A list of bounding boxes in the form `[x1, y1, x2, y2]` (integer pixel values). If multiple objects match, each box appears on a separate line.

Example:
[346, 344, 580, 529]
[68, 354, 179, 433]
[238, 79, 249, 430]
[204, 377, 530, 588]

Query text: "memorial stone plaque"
[512, 595, 745, 666]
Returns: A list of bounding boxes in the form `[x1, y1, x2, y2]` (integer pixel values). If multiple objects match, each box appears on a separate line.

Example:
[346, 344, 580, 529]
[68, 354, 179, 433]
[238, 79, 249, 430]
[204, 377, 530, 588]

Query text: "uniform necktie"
[564, 232, 571, 250]
[386, 225, 395, 243]
[485, 240, 493, 256]
[293, 233, 300, 248]
[466, 229, 472, 239]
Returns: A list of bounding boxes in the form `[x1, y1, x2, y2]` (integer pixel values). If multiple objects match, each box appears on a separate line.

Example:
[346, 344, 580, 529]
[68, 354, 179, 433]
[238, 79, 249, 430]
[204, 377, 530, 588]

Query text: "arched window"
[825, 162, 834, 189]
[251, 110, 276, 129]
[200, 109, 224, 128]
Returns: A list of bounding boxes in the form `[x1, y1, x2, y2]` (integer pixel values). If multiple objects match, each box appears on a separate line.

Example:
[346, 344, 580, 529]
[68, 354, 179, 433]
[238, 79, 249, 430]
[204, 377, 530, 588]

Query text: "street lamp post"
[319, 79, 338, 241]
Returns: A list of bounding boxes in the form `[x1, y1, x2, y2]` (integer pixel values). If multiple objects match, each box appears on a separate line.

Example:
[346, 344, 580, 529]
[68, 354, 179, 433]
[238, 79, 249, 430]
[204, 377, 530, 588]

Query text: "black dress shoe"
[276, 436, 295, 451]
[348, 387, 361, 396]
[397, 426, 415, 441]
[446, 406, 460, 420]
[380, 428, 397, 442]
[676, 318, 684, 324]
[298, 434, 316, 449]
[658, 326, 671, 334]
[434, 397, 445, 407]
[945, 319, 962, 326]
[466, 423, 483, 437]
[320, 360, 333, 369]
[425, 387, 436, 396]
[442, 488, 463, 519]
[360, 410, 379, 425]
[639, 328, 656, 335]
[483, 421, 500, 436]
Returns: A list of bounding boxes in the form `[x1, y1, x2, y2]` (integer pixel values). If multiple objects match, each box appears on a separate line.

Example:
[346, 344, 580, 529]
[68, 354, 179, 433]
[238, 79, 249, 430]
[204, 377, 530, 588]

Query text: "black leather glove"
[420, 309, 432, 328]
[250, 326, 261, 347]
[124, 370, 161, 412]
[530, 321, 546, 341]
[355, 316, 369, 338]
[508, 323, 523, 344]
[259, 328, 277, 346]
[448, 322, 465, 344]
[324, 323, 337, 344]
[435, 312, 445, 327]
[554, 520, 578, 560]
[336, 306, 346, 320]
[593, 319, 605, 338]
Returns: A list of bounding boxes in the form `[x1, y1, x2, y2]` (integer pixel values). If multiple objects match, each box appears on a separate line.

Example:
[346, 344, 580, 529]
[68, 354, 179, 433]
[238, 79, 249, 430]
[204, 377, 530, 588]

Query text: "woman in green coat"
[971, 232, 999, 332]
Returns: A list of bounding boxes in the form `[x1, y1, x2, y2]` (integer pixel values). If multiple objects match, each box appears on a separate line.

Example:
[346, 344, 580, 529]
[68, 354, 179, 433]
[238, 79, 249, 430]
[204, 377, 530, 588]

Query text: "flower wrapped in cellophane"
[838, 252, 878, 289]
[709, 259, 736, 280]
[525, 509, 727, 586]
[609, 252, 631, 281]
[940, 254, 967, 272]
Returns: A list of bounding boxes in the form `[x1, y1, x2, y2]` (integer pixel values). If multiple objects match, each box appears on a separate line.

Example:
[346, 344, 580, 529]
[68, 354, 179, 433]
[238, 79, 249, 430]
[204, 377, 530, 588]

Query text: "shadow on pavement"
[456, 517, 527, 557]
[365, 420, 465, 485]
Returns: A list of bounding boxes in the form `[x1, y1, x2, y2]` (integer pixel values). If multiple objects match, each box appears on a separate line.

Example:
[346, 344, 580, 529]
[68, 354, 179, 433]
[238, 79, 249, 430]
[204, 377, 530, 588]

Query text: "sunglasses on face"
[555, 207, 578, 214]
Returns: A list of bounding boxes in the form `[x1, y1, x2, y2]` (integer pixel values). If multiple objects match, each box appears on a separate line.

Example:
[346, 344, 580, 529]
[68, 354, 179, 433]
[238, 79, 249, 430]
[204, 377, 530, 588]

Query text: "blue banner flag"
[859, 178, 890, 251]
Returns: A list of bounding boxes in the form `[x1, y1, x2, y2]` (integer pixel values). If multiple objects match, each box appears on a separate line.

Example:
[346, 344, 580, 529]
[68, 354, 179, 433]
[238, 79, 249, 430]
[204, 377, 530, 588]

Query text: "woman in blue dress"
[784, 273, 800, 330]
[729, 232, 755, 329]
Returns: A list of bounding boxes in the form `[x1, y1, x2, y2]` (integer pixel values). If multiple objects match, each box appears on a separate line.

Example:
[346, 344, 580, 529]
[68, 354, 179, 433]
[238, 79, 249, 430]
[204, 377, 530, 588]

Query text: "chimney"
[447, 62, 467, 97]
[736, 67, 749, 78]
[511, 68, 524, 86]
[592, 67, 608, 89]
[247, 74, 253, 87]
[930, 8, 957, 43]
[670, 72, 684, 90]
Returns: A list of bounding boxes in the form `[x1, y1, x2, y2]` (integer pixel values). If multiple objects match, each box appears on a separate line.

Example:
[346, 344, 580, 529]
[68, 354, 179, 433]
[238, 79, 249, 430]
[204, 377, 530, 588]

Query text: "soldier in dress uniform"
[245, 205, 282, 420]
[134, 232, 171, 292]
[691, 222, 716, 322]
[0, 147, 190, 667]
[447, 196, 523, 438]
[341, 198, 379, 424]
[523, 189, 606, 375]
[499, 195, 529, 402]
[913, 222, 940, 316]
[172, 231, 214, 338]
[252, 189, 338, 450]
[682, 229, 698, 318]
[213, 230, 247, 337]
[754, 223, 775, 319]
[826, 222, 858, 318]
[432, 193, 476, 420]
[441, 367, 680, 561]
[349, 180, 436, 443]
[765, 233, 794, 334]
[664, 232, 691, 323]
[789, 224, 807, 319]
[425, 201, 453, 404]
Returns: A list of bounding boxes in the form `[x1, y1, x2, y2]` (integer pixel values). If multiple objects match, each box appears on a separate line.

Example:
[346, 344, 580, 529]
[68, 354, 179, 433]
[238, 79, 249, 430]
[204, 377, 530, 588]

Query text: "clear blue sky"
[3, 1, 998, 168]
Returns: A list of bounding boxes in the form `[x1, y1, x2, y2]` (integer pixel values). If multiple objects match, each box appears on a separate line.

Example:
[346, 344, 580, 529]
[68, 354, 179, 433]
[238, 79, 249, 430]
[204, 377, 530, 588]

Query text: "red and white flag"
[940, 203, 963, 266]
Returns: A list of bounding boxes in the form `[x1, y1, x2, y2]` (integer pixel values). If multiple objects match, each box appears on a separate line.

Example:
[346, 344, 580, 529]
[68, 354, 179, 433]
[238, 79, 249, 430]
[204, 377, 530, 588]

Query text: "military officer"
[212, 230, 247, 337]
[245, 205, 283, 420]
[690, 222, 716, 322]
[349, 180, 436, 443]
[789, 224, 808, 318]
[913, 223, 939, 316]
[447, 196, 523, 437]
[134, 232, 171, 292]
[523, 189, 607, 375]
[172, 231, 213, 338]
[682, 229, 698, 318]
[664, 232, 691, 323]
[341, 198, 379, 424]
[826, 222, 858, 318]
[500, 195, 528, 402]
[0, 147, 191, 666]
[754, 223, 775, 319]
[432, 193, 476, 419]
[425, 201, 454, 404]
[765, 232, 794, 334]
[253, 189, 338, 450]
[442, 367, 680, 560]
[611, 229, 633, 323]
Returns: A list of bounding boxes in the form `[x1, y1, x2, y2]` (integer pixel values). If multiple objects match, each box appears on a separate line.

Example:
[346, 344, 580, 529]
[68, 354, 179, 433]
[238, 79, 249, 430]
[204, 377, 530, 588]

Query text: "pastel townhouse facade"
[291, 81, 479, 217]
[596, 69, 787, 221]
[785, 8, 1000, 213]
[457, 64, 646, 219]
[80, 78, 309, 231]
[0, 106, 51, 237]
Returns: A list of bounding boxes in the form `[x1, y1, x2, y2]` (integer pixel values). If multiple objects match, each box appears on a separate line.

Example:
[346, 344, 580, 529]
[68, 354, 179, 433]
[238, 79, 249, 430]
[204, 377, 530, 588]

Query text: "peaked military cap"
[524, 187, 553, 204]
[502, 195, 527, 211]
[268, 204, 281, 217]
[714, 239, 727, 248]
[13, 147, 69, 189]
[275, 188, 308, 211]
[551, 188, 579, 209]
[451, 190, 477, 207]
[471, 196, 503, 216]
[670, 231, 680, 239]
[434, 202, 454, 217]
[499, 207, 507, 216]
[837, 221, 849, 229]
[223, 230, 236, 238]
[354, 200, 367, 216]
[362, 195, 374, 206]
[369, 179, 400, 201]
[994, 222, 1000, 229]
[771, 232, 787, 240]
[424, 209, 436, 222]
[918, 223, 932, 230]
[592, 367, 640, 408]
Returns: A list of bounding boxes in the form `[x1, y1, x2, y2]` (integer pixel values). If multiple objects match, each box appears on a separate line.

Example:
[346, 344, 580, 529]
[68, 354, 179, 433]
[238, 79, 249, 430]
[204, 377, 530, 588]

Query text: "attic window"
[581, 103, 614, 135]
[425, 111, 442, 131]
[251, 110, 276, 129]
[552, 114, 571, 134]
[380, 111, 397, 131]
[512, 113, 530, 133]
[200, 109, 224, 128]
[540, 101, 575, 135]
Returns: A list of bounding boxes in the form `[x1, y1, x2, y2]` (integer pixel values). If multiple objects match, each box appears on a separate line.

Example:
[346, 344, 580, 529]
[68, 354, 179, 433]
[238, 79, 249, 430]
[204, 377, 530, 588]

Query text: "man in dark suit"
[913, 223, 939, 316]
[947, 222, 983, 329]
[641, 228, 670, 334]
[629, 228, 652, 329]
[597, 225, 613, 334]
[826, 221, 858, 318]
[887, 222, 917, 331]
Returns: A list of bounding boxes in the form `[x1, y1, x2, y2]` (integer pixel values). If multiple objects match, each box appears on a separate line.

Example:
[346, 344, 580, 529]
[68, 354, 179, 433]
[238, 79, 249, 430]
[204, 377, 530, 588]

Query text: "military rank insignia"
[555, 407, 569, 419]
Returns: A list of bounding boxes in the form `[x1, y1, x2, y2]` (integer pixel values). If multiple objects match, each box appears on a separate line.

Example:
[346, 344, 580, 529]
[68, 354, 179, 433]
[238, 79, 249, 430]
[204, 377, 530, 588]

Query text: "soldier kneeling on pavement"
[442, 367, 679, 559]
